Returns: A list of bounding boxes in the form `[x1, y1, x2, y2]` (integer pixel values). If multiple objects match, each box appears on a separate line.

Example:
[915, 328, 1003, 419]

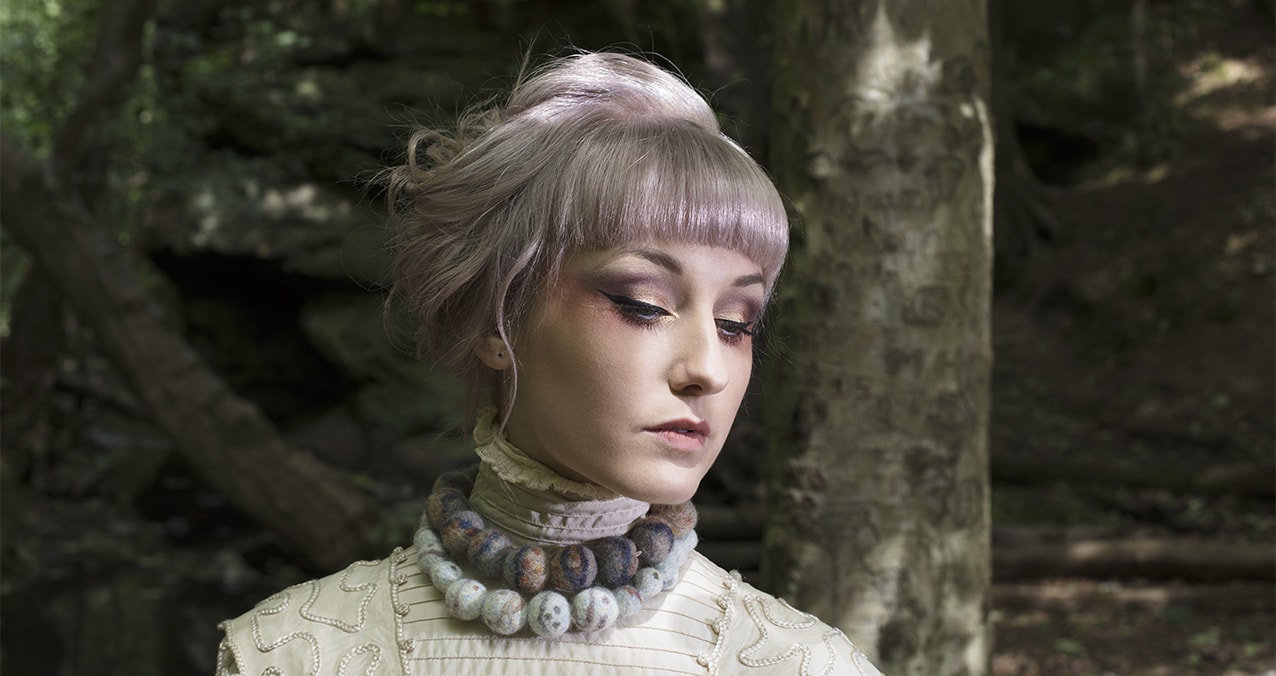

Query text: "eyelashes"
[599, 291, 756, 345]
[600, 291, 670, 324]
[716, 319, 755, 343]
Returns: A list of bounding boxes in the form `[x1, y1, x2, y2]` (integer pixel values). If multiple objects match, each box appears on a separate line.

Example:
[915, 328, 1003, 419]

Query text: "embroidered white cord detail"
[762, 596, 818, 630]
[250, 592, 322, 675]
[696, 571, 739, 675]
[388, 547, 411, 616]
[298, 561, 380, 632]
[337, 643, 382, 676]
[737, 594, 839, 675]
[390, 546, 418, 672]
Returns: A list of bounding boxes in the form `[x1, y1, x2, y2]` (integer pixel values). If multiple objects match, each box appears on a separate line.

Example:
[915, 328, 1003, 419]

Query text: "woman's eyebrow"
[623, 247, 683, 275]
[616, 247, 764, 289]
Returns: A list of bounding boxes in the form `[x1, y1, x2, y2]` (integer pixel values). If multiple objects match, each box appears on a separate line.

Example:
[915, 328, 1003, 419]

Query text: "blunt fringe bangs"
[545, 118, 788, 284]
[385, 52, 790, 409]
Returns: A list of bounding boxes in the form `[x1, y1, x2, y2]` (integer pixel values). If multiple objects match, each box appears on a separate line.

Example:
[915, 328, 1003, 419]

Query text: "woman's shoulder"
[686, 552, 884, 676]
[218, 545, 724, 675]
[216, 547, 882, 676]
[216, 548, 412, 676]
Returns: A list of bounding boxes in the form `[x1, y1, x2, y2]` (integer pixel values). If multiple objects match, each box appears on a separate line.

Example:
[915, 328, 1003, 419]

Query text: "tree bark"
[0, 0, 381, 571]
[766, 1, 995, 674]
[0, 266, 65, 479]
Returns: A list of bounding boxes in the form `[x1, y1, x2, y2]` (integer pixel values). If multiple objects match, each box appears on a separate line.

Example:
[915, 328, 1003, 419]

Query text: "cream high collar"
[469, 410, 650, 546]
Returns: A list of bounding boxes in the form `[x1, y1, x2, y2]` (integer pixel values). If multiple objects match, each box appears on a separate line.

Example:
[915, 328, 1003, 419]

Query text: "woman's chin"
[616, 475, 701, 505]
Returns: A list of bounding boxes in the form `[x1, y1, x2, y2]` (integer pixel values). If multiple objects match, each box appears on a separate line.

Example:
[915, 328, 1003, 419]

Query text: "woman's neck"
[469, 411, 650, 545]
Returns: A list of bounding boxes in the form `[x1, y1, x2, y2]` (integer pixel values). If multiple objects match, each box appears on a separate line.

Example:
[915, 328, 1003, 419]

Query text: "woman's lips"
[645, 419, 710, 451]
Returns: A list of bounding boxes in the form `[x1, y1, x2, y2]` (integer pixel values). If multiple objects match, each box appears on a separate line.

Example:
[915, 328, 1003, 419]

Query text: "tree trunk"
[766, 1, 995, 674]
[0, 266, 66, 478]
[0, 146, 381, 571]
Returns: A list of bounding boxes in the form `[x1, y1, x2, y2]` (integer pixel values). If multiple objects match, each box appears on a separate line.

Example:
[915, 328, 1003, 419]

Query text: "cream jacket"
[217, 426, 883, 676]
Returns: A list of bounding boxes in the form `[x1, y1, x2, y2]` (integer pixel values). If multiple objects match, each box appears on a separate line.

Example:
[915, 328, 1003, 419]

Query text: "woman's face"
[502, 241, 765, 504]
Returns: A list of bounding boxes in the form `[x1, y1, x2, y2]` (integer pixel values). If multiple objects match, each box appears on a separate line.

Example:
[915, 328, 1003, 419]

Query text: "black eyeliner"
[599, 291, 669, 315]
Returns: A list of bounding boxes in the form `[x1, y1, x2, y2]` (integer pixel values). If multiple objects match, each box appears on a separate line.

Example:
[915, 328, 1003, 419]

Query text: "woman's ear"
[475, 336, 512, 370]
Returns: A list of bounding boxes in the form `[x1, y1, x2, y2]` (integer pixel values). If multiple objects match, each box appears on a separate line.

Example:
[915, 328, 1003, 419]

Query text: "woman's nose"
[669, 319, 729, 396]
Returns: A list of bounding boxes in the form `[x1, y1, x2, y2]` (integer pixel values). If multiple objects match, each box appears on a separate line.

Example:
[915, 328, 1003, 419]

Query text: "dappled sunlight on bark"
[767, 0, 994, 673]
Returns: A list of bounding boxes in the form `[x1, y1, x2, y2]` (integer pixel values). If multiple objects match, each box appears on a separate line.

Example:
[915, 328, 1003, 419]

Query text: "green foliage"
[1053, 638, 1087, 656]
[0, 0, 92, 332]
[1188, 625, 1223, 648]
[0, 0, 100, 156]
[0, 0, 161, 242]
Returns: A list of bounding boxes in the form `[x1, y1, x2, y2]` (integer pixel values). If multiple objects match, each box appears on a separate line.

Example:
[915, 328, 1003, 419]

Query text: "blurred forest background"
[0, 0, 1272, 674]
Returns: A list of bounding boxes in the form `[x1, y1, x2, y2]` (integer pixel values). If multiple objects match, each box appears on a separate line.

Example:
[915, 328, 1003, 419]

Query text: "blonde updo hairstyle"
[386, 52, 789, 410]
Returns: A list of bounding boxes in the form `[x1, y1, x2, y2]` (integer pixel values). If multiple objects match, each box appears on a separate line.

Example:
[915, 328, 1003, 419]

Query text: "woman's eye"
[601, 291, 670, 324]
[716, 319, 756, 343]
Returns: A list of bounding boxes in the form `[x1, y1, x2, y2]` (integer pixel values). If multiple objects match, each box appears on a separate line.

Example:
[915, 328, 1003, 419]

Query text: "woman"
[216, 51, 882, 676]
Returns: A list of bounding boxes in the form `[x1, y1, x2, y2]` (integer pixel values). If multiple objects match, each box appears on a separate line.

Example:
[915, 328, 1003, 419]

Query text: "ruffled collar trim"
[469, 410, 650, 545]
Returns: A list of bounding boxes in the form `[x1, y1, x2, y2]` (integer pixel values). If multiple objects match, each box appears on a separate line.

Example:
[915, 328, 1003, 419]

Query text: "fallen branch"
[993, 538, 1275, 582]
[58, 371, 143, 419]
[992, 453, 1275, 499]
[2, 138, 383, 571]
[992, 580, 1275, 612]
[698, 523, 1275, 583]
[0, 0, 383, 570]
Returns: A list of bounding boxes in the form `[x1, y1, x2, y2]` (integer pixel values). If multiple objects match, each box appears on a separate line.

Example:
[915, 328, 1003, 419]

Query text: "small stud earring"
[497, 351, 506, 359]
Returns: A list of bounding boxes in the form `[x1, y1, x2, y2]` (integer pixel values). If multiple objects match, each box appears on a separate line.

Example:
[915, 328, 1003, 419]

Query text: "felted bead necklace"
[414, 467, 699, 637]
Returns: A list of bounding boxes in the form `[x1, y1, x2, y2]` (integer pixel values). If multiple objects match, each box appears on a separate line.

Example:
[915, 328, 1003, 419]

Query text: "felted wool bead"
[481, 589, 526, 635]
[413, 526, 445, 557]
[590, 536, 639, 588]
[427, 558, 463, 593]
[468, 529, 513, 579]
[571, 587, 619, 633]
[655, 530, 699, 589]
[527, 591, 571, 638]
[503, 545, 547, 594]
[440, 510, 485, 556]
[634, 567, 663, 598]
[647, 502, 698, 538]
[445, 578, 486, 621]
[654, 559, 681, 588]
[426, 487, 471, 530]
[675, 529, 698, 558]
[417, 550, 445, 576]
[629, 518, 675, 565]
[613, 585, 644, 618]
[432, 468, 476, 495]
[548, 544, 598, 592]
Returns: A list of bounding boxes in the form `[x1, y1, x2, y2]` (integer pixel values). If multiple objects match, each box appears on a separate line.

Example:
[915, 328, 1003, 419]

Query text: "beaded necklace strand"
[414, 467, 699, 637]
